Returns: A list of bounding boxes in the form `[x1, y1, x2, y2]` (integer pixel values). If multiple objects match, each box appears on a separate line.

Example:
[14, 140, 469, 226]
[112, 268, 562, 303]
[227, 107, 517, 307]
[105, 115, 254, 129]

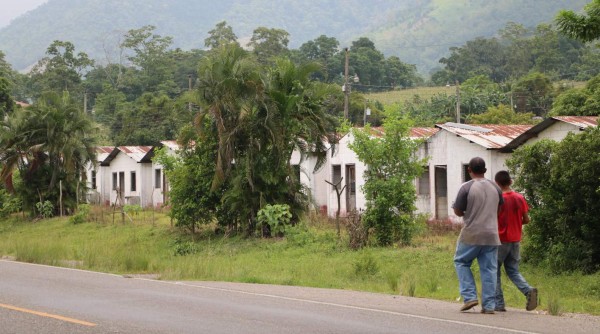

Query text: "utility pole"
[343, 48, 349, 120]
[83, 90, 88, 114]
[188, 74, 193, 112]
[455, 80, 461, 123]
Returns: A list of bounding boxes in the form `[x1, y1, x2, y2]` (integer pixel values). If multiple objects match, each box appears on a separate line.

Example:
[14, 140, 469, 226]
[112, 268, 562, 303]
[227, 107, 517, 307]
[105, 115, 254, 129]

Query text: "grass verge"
[0, 210, 599, 315]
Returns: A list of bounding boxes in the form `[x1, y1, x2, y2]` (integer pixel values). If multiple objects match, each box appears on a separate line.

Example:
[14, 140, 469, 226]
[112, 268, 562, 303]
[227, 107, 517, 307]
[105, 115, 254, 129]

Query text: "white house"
[86, 146, 115, 205]
[416, 123, 532, 221]
[101, 146, 154, 207]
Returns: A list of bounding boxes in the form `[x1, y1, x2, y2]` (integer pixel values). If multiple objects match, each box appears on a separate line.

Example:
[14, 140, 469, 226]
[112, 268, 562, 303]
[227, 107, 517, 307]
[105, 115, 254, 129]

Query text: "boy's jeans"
[454, 242, 498, 311]
[496, 242, 532, 309]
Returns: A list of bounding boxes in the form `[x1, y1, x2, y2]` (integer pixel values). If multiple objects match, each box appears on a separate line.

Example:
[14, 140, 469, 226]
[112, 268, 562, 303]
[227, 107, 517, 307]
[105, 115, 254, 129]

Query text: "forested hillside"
[0, 0, 587, 71]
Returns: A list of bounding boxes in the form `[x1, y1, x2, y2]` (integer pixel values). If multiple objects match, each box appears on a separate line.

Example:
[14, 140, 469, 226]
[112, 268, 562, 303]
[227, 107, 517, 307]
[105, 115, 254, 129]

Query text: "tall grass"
[1, 208, 599, 315]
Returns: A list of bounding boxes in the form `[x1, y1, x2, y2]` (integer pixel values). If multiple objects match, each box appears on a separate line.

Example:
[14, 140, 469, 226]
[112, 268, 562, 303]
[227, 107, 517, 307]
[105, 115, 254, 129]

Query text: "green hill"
[0, 0, 588, 72]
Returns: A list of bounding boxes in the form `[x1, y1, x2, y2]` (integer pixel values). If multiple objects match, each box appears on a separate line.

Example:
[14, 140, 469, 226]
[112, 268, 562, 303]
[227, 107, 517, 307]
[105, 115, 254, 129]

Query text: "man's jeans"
[496, 242, 532, 309]
[454, 242, 498, 311]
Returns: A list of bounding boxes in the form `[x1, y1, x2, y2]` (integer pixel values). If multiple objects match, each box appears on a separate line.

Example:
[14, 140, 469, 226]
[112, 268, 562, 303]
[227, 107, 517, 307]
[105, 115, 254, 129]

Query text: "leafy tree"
[349, 106, 424, 245]
[0, 92, 97, 215]
[551, 74, 600, 116]
[349, 37, 385, 89]
[439, 37, 507, 83]
[115, 93, 184, 145]
[468, 104, 536, 124]
[28, 41, 94, 100]
[557, 0, 600, 42]
[247, 27, 290, 64]
[507, 127, 600, 273]
[121, 26, 178, 95]
[154, 133, 222, 234]
[0, 77, 13, 116]
[204, 21, 239, 49]
[383, 56, 420, 88]
[513, 72, 554, 116]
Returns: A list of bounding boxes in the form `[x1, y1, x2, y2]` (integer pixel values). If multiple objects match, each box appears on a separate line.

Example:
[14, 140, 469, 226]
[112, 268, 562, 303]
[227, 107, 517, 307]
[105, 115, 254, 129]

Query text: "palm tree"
[0, 91, 97, 214]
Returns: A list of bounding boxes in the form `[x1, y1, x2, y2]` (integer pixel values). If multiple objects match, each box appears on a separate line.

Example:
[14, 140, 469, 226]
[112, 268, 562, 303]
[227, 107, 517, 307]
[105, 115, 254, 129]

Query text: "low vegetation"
[1, 209, 599, 315]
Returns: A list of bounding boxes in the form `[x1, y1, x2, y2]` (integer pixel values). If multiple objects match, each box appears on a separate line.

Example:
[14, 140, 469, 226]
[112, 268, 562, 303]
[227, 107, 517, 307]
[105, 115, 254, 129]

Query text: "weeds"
[354, 252, 379, 277]
[547, 294, 563, 316]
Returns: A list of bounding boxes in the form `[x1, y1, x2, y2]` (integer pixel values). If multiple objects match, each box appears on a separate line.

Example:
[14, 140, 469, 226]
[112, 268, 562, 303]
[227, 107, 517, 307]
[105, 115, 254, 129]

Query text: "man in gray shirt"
[452, 157, 503, 314]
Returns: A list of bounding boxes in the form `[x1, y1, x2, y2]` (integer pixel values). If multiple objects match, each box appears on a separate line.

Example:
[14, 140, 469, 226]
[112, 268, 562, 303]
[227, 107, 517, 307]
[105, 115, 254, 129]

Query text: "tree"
[383, 56, 420, 88]
[28, 41, 94, 100]
[507, 127, 600, 273]
[557, 0, 600, 42]
[468, 104, 537, 124]
[120, 26, 177, 95]
[513, 72, 554, 116]
[551, 74, 600, 116]
[0, 77, 13, 116]
[439, 37, 507, 83]
[349, 106, 424, 245]
[247, 27, 290, 64]
[0, 92, 97, 215]
[204, 21, 239, 49]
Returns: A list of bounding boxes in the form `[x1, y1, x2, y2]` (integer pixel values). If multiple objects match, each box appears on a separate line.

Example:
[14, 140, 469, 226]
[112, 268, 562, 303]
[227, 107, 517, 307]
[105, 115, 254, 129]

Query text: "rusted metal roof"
[96, 146, 115, 163]
[436, 122, 532, 149]
[117, 146, 153, 162]
[356, 126, 438, 139]
[553, 116, 598, 128]
[501, 116, 598, 152]
[410, 127, 439, 139]
[160, 140, 179, 151]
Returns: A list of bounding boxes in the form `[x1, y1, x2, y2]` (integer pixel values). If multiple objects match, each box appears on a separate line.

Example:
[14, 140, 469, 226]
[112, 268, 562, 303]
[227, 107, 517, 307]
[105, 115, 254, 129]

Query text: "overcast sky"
[0, 0, 48, 29]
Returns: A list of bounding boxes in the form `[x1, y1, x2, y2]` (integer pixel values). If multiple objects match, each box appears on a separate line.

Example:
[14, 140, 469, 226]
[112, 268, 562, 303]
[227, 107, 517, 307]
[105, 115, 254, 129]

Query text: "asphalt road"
[1, 260, 598, 334]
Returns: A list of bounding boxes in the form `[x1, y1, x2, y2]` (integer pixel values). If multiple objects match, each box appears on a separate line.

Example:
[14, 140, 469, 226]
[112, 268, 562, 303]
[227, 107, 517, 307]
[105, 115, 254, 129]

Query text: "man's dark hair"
[495, 170, 512, 187]
[468, 157, 487, 174]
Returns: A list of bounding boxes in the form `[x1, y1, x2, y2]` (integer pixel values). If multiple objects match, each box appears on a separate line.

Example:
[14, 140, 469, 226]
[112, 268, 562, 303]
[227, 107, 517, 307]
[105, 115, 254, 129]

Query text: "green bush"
[35, 200, 54, 219]
[507, 127, 600, 273]
[257, 204, 292, 237]
[69, 204, 90, 225]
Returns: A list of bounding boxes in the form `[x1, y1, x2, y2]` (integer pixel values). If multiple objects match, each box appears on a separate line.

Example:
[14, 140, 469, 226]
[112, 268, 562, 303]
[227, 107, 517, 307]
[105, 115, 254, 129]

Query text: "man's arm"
[522, 213, 530, 225]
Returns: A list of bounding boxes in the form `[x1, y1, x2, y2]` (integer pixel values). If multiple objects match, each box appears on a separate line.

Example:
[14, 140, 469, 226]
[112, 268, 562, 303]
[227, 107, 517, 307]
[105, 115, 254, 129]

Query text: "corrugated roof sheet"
[96, 146, 114, 163]
[553, 116, 598, 128]
[160, 140, 179, 151]
[358, 127, 438, 139]
[410, 127, 439, 139]
[117, 146, 153, 162]
[436, 123, 532, 149]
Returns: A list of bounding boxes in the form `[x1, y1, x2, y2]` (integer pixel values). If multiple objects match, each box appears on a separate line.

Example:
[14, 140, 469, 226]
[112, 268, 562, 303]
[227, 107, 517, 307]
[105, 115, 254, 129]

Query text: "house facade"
[85, 141, 180, 208]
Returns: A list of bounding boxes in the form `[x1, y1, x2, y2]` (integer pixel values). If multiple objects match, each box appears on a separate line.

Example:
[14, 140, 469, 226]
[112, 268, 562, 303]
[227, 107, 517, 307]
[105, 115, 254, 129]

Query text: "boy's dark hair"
[495, 170, 512, 187]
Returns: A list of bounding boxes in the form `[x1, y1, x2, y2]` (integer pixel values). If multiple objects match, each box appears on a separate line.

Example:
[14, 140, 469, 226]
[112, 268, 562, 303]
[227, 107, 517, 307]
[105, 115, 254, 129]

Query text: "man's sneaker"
[481, 309, 495, 314]
[460, 300, 479, 311]
[526, 288, 538, 311]
[495, 307, 507, 312]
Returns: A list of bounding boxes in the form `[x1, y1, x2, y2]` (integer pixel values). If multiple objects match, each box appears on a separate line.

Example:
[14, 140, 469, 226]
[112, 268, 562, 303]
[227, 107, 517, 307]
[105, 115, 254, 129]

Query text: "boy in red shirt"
[494, 171, 538, 312]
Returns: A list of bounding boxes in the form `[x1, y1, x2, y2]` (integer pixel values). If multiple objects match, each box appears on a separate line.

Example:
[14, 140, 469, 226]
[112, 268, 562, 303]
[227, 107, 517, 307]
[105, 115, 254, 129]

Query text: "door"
[434, 166, 448, 219]
[345, 164, 356, 213]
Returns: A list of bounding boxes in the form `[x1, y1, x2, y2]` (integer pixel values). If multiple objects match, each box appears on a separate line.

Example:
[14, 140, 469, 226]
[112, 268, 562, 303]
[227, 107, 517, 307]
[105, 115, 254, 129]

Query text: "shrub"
[69, 204, 91, 224]
[257, 204, 292, 237]
[35, 200, 54, 219]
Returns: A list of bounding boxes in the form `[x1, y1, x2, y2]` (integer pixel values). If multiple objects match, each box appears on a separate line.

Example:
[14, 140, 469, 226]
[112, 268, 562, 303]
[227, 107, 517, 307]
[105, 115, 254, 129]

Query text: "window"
[91, 170, 97, 190]
[155, 169, 161, 189]
[418, 166, 430, 195]
[332, 165, 341, 186]
[112, 172, 117, 190]
[463, 164, 472, 182]
[130, 171, 136, 191]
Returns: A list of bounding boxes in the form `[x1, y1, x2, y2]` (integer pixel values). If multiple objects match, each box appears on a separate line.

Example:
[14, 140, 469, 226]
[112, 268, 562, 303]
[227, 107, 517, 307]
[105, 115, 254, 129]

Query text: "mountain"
[0, 0, 588, 72]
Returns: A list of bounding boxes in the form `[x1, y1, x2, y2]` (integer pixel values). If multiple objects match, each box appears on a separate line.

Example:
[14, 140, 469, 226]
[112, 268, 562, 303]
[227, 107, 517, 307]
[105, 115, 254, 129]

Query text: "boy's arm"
[522, 212, 530, 225]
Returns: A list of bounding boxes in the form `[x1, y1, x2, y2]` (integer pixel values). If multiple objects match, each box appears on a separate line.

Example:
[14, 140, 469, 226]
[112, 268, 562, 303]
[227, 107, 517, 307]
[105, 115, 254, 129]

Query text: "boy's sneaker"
[460, 300, 479, 311]
[495, 307, 507, 312]
[526, 288, 538, 311]
[480, 309, 495, 314]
